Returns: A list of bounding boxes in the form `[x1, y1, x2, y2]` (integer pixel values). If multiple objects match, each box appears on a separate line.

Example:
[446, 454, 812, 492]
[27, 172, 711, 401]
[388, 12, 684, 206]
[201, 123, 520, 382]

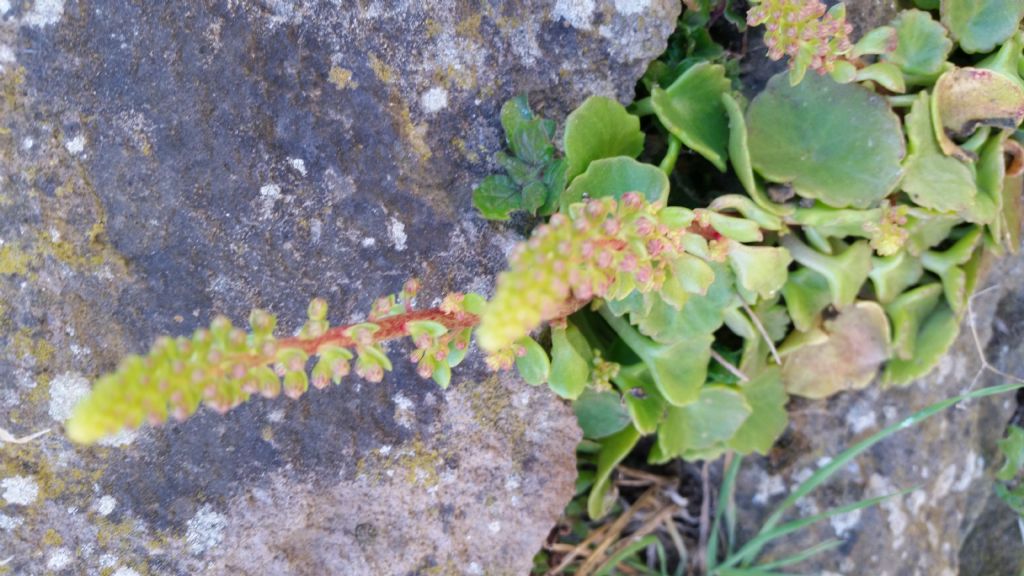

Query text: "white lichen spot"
[933, 463, 957, 499]
[378, 444, 392, 456]
[98, 554, 117, 569]
[752, 474, 786, 506]
[0, 513, 23, 531]
[1, 475, 39, 505]
[288, 157, 307, 176]
[360, 237, 376, 248]
[186, 504, 227, 555]
[387, 217, 407, 251]
[259, 183, 283, 220]
[0, 45, 14, 71]
[845, 401, 877, 434]
[267, 409, 285, 423]
[467, 562, 483, 575]
[488, 521, 501, 533]
[23, 0, 64, 27]
[829, 508, 861, 537]
[868, 474, 907, 550]
[420, 87, 449, 114]
[613, 0, 652, 15]
[0, 0, 10, 15]
[65, 134, 86, 155]
[953, 452, 984, 492]
[907, 489, 927, 515]
[96, 495, 117, 516]
[21, 137, 34, 151]
[553, 0, 595, 29]
[48, 371, 91, 422]
[310, 218, 322, 245]
[112, 567, 142, 576]
[46, 547, 72, 571]
[393, 392, 415, 428]
[505, 475, 521, 491]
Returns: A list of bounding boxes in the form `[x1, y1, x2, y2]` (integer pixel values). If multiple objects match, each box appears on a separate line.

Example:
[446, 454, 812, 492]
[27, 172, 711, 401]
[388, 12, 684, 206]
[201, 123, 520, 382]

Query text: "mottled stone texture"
[0, 1, 678, 574]
[734, 251, 1024, 576]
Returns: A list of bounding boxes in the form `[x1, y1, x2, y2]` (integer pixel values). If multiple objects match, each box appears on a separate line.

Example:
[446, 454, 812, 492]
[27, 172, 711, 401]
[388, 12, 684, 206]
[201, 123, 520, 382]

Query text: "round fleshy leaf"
[564, 95, 645, 182]
[781, 301, 892, 399]
[941, 0, 1024, 54]
[573, 390, 632, 439]
[514, 336, 550, 386]
[932, 67, 1024, 161]
[901, 91, 977, 214]
[883, 9, 952, 79]
[560, 156, 669, 210]
[747, 72, 905, 209]
[548, 323, 592, 400]
[656, 385, 752, 459]
[651, 62, 731, 171]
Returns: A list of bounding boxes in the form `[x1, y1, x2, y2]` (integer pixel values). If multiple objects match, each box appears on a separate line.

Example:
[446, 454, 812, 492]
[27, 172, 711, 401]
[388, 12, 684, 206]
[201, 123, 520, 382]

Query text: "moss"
[328, 66, 357, 90]
[357, 438, 446, 488]
[42, 528, 64, 546]
[9, 329, 56, 365]
[368, 54, 395, 84]
[0, 244, 32, 276]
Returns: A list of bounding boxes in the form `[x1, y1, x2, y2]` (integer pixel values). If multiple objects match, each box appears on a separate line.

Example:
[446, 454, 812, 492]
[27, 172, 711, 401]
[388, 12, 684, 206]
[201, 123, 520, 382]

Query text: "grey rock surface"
[734, 249, 1024, 576]
[0, 1, 679, 574]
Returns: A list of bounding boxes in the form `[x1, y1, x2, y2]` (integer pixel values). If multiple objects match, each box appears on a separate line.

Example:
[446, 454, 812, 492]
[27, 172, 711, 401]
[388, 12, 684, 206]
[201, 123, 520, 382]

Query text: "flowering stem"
[279, 308, 479, 355]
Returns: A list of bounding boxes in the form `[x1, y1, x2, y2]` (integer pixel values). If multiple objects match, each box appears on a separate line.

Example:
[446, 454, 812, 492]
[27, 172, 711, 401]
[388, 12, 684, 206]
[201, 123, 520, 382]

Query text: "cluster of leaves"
[473, 0, 1024, 522]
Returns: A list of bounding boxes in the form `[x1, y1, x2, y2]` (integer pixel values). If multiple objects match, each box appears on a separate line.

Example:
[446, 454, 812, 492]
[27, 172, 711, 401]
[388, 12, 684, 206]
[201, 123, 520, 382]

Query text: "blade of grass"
[719, 564, 806, 576]
[707, 453, 743, 570]
[738, 382, 1023, 564]
[750, 538, 843, 571]
[724, 489, 915, 569]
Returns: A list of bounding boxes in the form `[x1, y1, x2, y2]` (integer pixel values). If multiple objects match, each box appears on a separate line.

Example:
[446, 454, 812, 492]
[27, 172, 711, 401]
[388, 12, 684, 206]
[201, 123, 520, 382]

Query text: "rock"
[733, 250, 1024, 575]
[0, 1, 679, 574]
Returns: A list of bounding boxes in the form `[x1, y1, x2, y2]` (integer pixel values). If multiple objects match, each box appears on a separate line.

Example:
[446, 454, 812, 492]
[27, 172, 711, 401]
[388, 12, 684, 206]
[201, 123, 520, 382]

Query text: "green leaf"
[652, 62, 732, 171]
[886, 283, 943, 360]
[856, 62, 906, 93]
[501, 96, 555, 165]
[574, 390, 632, 439]
[997, 425, 1024, 482]
[514, 336, 550, 386]
[472, 175, 522, 220]
[612, 364, 666, 435]
[882, 301, 959, 386]
[728, 367, 789, 455]
[561, 156, 670, 210]
[727, 242, 792, 301]
[781, 235, 873, 309]
[431, 362, 451, 389]
[564, 95, 645, 182]
[549, 323, 592, 400]
[587, 425, 640, 519]
[747, 72, 905, 209]
[781, 268, 832, 333]
[723, 92, 757, 196]
[657, 385, 752, 458]
[883, 9, 953, 80]
[869, 250, 925, 305]
[901, 91, 977, 214]
[600, 306, 713, 408]
[941, 0, 1024, 54]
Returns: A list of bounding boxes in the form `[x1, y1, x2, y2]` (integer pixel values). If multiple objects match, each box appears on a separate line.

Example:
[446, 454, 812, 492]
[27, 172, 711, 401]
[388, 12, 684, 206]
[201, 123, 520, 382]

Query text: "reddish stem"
[276, 308, 480, 356]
